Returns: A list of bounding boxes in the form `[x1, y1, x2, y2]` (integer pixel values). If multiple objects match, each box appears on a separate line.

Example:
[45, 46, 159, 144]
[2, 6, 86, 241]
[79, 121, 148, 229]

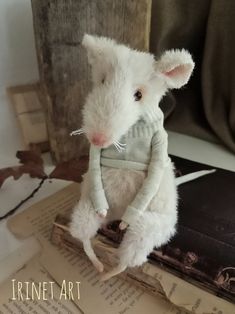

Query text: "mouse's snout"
[91, 132, 108, 147]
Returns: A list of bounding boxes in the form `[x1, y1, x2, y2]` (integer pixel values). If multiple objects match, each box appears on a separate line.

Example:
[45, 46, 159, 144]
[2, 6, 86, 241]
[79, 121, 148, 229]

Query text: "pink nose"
[91, 133, 107, 146]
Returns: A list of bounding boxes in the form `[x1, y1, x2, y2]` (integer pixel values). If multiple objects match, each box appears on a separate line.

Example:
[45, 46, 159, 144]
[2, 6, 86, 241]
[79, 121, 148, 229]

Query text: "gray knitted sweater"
[88, 108, 170, 225]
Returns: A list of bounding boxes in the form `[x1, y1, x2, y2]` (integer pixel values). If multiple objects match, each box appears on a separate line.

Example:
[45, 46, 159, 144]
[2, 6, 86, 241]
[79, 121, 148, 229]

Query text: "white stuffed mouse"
[70, 34, 195, 281]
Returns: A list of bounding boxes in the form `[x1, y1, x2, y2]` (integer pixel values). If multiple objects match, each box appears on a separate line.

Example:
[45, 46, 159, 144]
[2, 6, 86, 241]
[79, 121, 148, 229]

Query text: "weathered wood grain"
[31, 0, 152, 162]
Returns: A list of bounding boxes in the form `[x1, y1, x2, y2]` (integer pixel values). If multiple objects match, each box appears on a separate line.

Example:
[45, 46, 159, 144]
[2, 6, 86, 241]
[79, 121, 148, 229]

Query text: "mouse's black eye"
[134, 90, 142, 101]
[101, 77, 105, 84]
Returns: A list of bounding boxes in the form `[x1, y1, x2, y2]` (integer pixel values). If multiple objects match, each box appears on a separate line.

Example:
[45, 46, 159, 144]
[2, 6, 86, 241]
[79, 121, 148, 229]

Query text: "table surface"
[1, 90, 235, 282]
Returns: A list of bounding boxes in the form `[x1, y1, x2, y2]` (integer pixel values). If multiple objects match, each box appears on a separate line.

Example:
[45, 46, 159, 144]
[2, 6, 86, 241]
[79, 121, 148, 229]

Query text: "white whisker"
[114, 141, 126, 152]
[116, 143, 123, 150]
[113, 142, 123, 153]
[116, 140, 126, 147]
[70, 128, 84, 136]
[115, 142, 124, 153]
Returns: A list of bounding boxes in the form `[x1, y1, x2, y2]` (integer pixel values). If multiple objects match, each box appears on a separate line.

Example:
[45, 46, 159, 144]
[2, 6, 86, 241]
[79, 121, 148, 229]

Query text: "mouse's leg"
[69, 172, 106, 273]
[70, 198, 105, 272]
[100, 210, 176, 281]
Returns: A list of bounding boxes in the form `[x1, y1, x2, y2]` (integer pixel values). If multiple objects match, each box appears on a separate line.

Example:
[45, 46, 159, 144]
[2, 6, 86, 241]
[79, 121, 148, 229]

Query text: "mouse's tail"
[175, 169, 216, 186]
[83, 239, 104, 273]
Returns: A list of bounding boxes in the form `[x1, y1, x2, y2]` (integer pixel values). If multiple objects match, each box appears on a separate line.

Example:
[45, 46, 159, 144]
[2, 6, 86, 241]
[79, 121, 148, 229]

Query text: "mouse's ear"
[82, 34, 117, 65]
[82, 34, 101, 65]
[155, 49, 195, 89]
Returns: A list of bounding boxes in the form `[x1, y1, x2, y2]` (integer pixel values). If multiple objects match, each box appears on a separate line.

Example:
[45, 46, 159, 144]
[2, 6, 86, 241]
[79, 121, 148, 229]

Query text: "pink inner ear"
[163, 65, 186, 77]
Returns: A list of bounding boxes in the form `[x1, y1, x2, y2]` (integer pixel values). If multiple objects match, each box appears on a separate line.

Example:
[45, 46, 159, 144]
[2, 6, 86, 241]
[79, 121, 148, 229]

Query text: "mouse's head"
[81, 34, 194, 148]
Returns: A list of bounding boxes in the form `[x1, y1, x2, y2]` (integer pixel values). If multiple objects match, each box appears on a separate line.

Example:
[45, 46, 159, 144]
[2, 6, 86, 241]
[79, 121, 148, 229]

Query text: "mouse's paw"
[93, 259, 104, 273]
[96, 208, 108, 219]
[119, 221, 129, 230]
[100, 264, 127, 281]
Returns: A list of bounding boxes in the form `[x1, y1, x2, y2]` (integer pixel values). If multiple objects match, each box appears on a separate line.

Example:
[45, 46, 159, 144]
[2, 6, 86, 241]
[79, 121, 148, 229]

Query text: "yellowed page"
[7, 183, 81, 240]
[7, 184, 186, 314]
[40, 242, 182, 314]
[0, 255, 82, 314]
[143, 263, 235, 314]
[7, 183, 235, 314]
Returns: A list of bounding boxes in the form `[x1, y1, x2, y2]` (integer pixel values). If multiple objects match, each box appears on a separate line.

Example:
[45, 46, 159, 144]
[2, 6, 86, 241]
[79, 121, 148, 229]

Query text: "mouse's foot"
[100, 264, 127, 281]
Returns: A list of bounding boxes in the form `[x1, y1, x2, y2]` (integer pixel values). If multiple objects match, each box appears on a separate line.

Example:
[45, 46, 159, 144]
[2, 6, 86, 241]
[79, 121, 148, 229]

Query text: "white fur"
[70, 34, 194, 280]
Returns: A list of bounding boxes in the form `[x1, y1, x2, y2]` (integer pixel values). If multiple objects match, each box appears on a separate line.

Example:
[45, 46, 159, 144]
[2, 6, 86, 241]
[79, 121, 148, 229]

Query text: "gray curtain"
[150, 0, 235, 153]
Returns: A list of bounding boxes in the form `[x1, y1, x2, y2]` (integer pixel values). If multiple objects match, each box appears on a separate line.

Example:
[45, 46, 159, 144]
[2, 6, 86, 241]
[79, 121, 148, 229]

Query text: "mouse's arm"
[121, 129, 170, 226]
[88, 145, 109, 215]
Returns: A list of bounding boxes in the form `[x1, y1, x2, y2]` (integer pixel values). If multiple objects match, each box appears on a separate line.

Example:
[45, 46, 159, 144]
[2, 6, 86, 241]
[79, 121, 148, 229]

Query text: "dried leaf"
[0, 150, 46, 188]
[0, 150, 88, 188]
[16, 150, 44, 166]
[49, 155, 88, 182]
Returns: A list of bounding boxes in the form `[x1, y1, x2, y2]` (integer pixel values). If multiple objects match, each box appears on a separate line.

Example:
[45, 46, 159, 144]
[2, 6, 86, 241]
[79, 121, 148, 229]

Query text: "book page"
[40, 241, 182, 314]
[0, 255, 82, 314]
[7, 184, 186, 314]
[0, 237, 41, 284]
[7, 184, 235, 314]
[7, 183, 81, 240]
[88, 239, 235, 314]
[143, 263, 235, 314]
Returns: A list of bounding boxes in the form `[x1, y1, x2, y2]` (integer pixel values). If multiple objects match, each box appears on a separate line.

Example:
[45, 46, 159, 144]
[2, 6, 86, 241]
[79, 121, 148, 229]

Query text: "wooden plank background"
[31, 0, 152, 162]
